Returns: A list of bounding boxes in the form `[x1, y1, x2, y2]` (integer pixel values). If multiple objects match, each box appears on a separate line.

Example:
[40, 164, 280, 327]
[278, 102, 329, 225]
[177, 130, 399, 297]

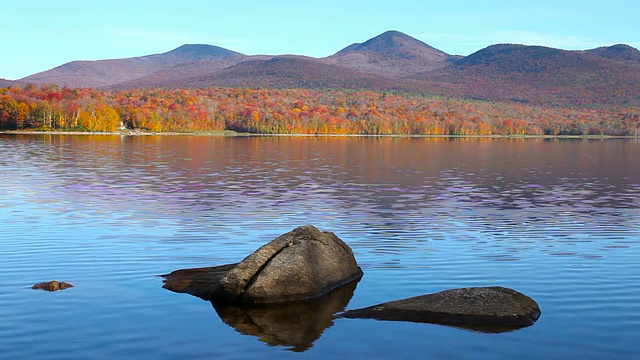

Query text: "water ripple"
[1, 135, 639, 359]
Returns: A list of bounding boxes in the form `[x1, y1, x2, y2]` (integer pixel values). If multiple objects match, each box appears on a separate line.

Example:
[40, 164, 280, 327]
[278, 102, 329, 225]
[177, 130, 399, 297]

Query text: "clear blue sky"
[2, 0, 638, 80]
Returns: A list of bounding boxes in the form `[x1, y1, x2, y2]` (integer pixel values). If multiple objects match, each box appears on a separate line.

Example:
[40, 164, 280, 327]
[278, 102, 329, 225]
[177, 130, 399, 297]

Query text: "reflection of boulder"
[213, 279, 359, 352]
[32, 280, 74, 291]
[163, 225, 363, 304]
[340, 286, 541, 333]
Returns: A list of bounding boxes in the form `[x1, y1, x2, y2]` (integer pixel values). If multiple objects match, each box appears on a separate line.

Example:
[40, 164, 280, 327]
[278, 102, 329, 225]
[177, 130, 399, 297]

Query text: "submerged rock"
[162, 225, 363, 304]
[32, 280, 74, 291]
[340, 286, 541, 331]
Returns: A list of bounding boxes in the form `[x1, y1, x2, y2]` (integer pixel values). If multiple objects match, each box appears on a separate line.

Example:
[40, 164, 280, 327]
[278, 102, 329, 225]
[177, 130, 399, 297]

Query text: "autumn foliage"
[1, 84, 638, 136]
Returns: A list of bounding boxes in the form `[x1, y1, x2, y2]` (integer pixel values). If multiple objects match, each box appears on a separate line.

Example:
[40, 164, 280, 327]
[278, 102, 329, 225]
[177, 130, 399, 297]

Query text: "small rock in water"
[32, 280, 74, 291]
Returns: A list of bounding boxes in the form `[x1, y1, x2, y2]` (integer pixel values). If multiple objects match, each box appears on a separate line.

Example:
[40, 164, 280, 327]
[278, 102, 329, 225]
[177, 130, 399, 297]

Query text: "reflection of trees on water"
[7, 135, 639, 260]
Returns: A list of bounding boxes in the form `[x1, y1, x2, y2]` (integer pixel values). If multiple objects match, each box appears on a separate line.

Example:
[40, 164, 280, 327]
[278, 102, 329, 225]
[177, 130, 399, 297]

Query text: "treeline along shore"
[1, 85, 639, 136]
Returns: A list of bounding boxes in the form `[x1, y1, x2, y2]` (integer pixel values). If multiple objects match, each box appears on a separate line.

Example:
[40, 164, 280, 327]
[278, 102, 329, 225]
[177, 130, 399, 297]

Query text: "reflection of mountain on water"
[211, 279, 359, 352]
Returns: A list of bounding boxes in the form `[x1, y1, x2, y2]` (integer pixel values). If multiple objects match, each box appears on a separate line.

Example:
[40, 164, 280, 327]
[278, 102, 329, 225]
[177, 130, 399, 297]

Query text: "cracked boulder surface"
[162, 225, 363, 304]
[211, 225, 363, 304]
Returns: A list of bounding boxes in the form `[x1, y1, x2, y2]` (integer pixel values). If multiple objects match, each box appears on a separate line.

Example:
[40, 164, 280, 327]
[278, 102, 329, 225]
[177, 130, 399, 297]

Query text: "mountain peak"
[372, 30, 420, 42]
[162, 44, 243, 59]
[586, 44, 640, 63]
[327, 30, 451, 77]
[335, 30, 445, 58]
[455, 44, 565, 67]
[20, 43, 246, 88]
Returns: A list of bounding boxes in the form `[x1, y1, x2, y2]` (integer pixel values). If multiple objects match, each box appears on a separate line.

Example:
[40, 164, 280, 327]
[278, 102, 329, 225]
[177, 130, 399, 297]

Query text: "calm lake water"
[1, 134, 639, 359]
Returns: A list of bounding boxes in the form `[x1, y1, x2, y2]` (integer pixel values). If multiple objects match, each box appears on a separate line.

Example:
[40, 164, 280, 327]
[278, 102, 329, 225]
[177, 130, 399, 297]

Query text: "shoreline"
[1, 129, 637, 139]
[0, 129, 246, 137]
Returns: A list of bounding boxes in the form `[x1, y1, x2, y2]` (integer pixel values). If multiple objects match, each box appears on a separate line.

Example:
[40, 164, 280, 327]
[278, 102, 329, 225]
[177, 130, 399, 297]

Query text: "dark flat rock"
[162, 263, 238, 300]
[340, 286, 541, 331]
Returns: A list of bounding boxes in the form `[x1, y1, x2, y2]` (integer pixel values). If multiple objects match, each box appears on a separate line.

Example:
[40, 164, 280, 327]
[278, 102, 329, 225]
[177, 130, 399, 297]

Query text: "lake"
[1, 134, 639, 359]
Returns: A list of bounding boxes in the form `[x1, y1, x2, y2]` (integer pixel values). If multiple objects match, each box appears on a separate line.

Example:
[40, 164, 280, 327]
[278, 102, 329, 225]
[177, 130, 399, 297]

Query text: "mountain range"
[8, 30, 640, 107]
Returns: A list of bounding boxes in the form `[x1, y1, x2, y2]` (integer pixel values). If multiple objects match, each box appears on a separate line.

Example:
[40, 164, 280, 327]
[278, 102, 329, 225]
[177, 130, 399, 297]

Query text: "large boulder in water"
[210, 225, 363, 304]
[340, 286, 541, 331]
[162, 225, 363, 304]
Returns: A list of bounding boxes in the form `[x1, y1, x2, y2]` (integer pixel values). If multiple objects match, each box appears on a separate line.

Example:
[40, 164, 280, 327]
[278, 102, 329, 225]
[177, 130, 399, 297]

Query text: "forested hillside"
[2, 85, 638, 136]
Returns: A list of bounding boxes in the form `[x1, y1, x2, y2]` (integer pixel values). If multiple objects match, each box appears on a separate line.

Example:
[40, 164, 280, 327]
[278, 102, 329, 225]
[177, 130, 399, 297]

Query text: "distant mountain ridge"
[417, 43, 640, 105]
[182, 56, 406, 91]
[0, 78, 20, 87]
[13, 31, 640, 107]
[20, 44, 247, 88]
[585, 44, 640, 64]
